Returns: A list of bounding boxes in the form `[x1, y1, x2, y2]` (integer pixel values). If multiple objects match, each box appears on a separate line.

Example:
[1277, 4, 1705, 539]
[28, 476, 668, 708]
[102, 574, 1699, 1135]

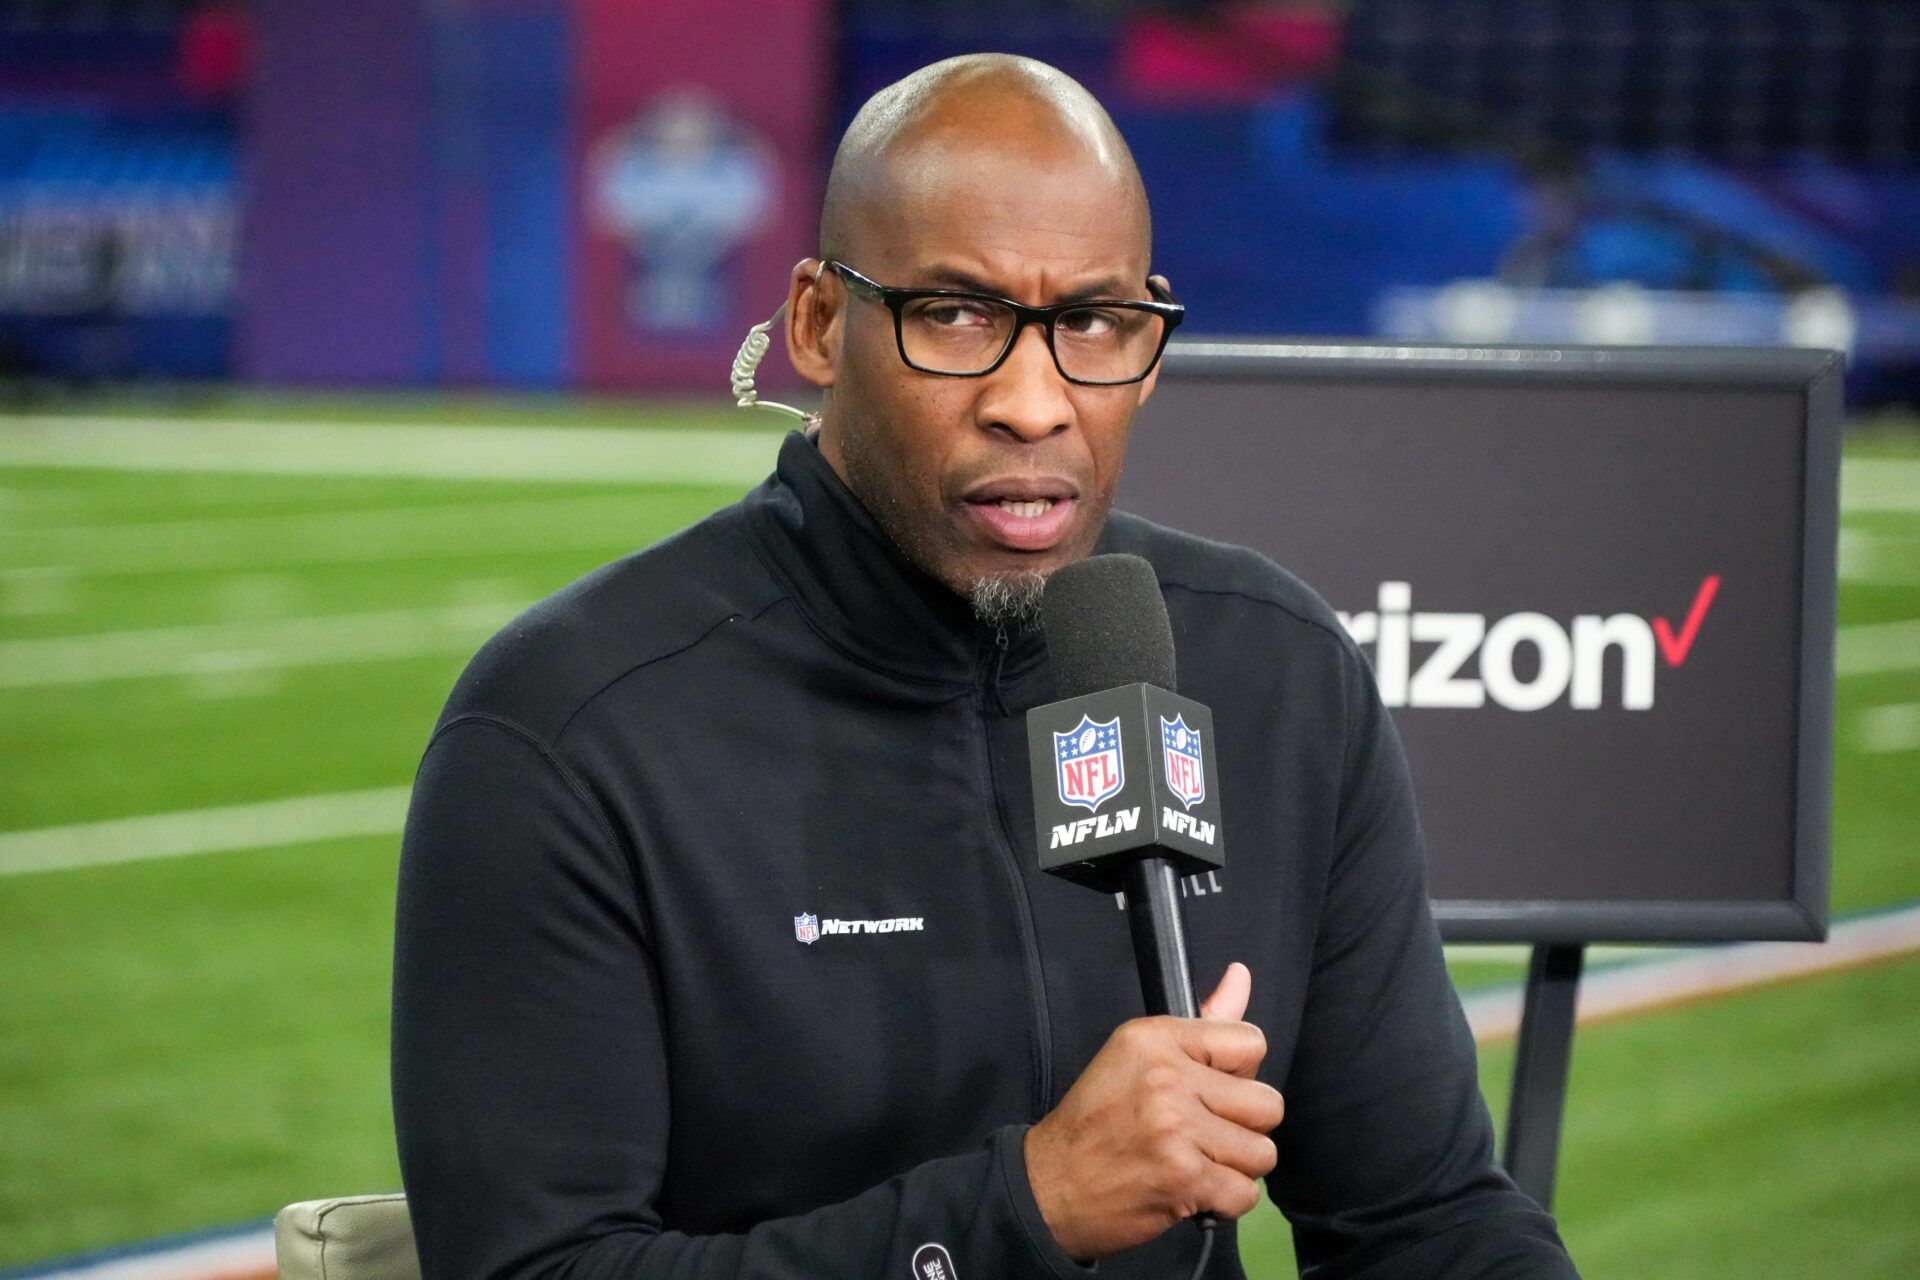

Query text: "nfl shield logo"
[1161, 714, 1205, 809]
[794, 912, 819, 945]
[1054, 715, 1125, 813]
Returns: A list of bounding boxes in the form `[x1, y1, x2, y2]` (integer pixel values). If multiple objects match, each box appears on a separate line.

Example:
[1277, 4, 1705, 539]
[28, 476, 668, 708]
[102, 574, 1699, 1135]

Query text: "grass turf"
[0, 405, 1914, 1272]
[1234, 955, 1920, 1277]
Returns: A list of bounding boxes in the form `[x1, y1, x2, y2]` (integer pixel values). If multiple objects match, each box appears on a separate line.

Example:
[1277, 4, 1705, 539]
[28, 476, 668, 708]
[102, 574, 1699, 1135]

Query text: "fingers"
[1194, 1070, 1287, 1135]
[1189, 1107, 1280, 1180]
[1166, 1012, 1267, 1079]
[1199, 1163, 1266, 1221]
[1037, 1007, 1281, 1257]
[1198, 962, 1251, 1022]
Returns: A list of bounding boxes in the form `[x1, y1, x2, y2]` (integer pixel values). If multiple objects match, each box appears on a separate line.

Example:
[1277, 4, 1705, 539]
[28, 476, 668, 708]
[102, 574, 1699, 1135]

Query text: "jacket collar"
[744, 430, 1052, 697]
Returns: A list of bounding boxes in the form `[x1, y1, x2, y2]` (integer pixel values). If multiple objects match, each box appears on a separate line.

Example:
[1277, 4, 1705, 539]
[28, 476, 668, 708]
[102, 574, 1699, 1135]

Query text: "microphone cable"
[1186, 1218, 1216, 1280]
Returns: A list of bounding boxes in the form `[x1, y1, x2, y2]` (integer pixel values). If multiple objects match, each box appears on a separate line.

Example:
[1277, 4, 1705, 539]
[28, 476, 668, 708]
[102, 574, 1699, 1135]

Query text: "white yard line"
[0, 787, 411, 877]
[0, 600, 523, 688]
[0, 416, 783, 487]
[1837, 528, 1920, 585]
[5, 492, 670, 573]
[1836, 618, 1920, 677]
[1841, 457, 1920, 514]
[1858, 702, 1920, 754]
[1461, 902, 1920, 1043]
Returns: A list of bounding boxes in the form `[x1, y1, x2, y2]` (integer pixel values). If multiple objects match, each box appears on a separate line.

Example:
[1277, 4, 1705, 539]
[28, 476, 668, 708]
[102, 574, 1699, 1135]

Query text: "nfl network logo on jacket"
[793, 913, 819, 945]
[1054, 715, 1124, 812]
[1161, 714, 1204, 808]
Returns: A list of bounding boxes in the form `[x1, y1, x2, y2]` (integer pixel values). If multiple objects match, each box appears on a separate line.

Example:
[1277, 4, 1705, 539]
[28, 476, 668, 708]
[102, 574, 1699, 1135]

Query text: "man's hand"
[1022, 963, 1286, 1262]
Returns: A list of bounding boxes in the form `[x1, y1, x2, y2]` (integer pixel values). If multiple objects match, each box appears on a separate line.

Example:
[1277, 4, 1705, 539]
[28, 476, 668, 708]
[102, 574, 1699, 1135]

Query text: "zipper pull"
[987, 624, 1012, 715]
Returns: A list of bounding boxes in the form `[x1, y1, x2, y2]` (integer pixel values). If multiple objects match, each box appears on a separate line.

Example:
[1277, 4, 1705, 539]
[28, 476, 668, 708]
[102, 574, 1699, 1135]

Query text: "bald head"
[819, 54, 1150, 266]
[783, 56, 1171, 620]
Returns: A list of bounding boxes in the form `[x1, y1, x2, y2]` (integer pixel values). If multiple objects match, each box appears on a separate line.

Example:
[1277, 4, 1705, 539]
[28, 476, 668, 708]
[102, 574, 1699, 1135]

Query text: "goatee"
[968, 570, 1048, 630]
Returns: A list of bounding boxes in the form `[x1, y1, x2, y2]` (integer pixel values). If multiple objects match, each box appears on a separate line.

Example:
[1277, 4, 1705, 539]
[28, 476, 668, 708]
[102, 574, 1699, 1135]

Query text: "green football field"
[0, 396, 1915, 1275]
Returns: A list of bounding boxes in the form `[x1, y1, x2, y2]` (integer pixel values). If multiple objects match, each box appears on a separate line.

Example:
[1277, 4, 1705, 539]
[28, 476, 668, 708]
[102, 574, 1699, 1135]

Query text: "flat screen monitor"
[1120, 341, 1840, 943]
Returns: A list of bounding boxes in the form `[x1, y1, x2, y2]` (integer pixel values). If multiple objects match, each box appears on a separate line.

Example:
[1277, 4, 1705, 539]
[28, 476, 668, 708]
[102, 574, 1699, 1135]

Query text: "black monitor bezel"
[1155, 338, 1840, 944]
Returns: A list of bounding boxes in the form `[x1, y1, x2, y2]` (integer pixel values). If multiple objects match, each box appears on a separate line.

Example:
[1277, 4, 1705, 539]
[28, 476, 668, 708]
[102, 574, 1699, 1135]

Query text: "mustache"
[950, 458, 1094, 496]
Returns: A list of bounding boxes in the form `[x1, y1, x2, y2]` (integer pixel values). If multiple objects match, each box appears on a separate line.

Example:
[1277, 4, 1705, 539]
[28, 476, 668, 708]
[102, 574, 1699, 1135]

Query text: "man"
[392, 54, 1579, 1280]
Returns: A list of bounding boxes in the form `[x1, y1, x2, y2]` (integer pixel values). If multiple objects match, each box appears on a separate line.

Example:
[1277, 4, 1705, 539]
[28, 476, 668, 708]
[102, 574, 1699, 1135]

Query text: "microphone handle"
[1122, 856, 1219, 1247]
[1122, 856, 1198, 1019]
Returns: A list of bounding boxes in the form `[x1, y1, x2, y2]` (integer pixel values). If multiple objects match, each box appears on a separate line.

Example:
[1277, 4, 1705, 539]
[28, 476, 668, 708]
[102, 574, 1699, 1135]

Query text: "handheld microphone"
[1031, 554, 1228, 1274]
[1027, 554, 1225, 1018]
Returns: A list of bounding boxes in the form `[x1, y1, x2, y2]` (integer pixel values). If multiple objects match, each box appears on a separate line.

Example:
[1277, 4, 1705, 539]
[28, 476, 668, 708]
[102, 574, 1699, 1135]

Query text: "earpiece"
[730, 300, 817, 424]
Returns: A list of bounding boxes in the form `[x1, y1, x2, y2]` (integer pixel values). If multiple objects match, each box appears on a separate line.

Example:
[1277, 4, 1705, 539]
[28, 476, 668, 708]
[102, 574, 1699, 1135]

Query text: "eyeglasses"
[824, 260, 1183, 387]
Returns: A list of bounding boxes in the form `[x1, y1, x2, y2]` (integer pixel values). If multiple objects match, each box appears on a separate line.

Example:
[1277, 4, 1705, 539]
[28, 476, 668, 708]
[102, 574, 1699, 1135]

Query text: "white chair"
[274, 1194, 420, 1280]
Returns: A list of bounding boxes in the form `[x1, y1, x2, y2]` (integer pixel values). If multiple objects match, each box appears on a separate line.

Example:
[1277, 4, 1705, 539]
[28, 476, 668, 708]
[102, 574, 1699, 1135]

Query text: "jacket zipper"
[978, 624, 1055, 1114]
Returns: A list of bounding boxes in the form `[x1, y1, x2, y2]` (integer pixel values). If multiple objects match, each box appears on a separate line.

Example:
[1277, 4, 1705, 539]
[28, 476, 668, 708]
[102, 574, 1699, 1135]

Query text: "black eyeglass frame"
[824, 259, 1185, 387]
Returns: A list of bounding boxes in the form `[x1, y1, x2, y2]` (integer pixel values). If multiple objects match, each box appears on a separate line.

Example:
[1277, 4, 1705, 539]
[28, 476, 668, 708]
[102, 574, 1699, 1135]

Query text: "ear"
[785, 258, 840, 389]
[1135, 273, 1174, 406]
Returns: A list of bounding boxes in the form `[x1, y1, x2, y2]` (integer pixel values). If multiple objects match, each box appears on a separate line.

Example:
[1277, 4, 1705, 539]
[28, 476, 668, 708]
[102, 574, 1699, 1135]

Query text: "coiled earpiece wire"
[731, 300, 818, 427]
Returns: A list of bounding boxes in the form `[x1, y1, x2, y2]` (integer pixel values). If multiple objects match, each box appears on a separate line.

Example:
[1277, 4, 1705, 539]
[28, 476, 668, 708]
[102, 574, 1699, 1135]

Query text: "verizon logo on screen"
[1336, 576, 1720, 712]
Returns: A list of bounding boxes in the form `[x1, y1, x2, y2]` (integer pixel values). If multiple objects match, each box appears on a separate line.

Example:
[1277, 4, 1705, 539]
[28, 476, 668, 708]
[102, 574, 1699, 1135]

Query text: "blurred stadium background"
[1, 0, 1915, 1276]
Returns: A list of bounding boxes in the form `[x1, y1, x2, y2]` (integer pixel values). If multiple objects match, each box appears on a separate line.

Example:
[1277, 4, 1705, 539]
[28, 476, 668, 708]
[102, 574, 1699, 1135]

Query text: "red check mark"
[1653, 575, 1721, 667]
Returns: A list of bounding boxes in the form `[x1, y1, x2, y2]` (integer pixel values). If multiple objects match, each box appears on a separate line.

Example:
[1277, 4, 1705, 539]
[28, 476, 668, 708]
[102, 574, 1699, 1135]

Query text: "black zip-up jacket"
[392, 431, 1577, 1280]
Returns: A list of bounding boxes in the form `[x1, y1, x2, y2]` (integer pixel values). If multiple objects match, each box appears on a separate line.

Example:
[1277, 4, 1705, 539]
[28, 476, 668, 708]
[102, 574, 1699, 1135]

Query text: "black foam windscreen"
[1041, 553, 1177, 697]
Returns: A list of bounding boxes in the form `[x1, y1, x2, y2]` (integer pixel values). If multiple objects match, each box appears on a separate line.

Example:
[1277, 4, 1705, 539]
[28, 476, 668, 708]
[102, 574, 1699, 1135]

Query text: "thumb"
[1198, 961, 1251, 1022]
